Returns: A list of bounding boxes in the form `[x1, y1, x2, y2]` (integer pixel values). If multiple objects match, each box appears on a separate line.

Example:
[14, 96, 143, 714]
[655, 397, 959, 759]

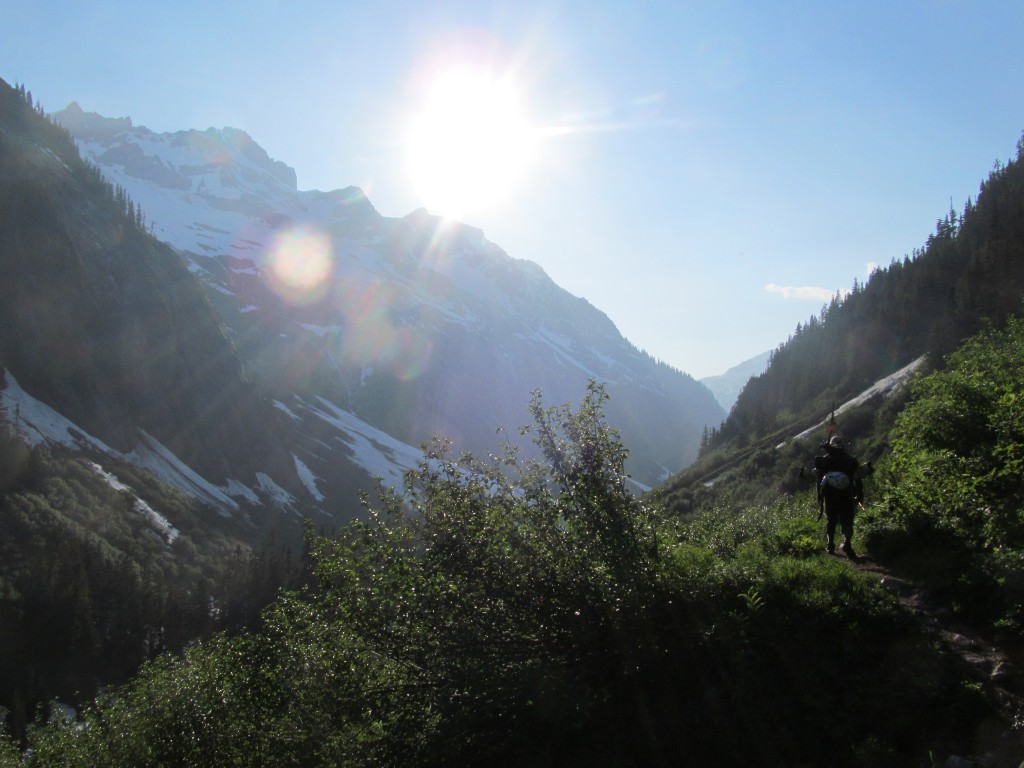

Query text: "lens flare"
[265, 226, 333, 305]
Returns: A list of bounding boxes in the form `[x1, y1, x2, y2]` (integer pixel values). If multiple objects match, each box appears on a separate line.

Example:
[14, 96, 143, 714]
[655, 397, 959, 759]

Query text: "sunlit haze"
[407, 67, 540, 220]
[5, 1, 1024, 377]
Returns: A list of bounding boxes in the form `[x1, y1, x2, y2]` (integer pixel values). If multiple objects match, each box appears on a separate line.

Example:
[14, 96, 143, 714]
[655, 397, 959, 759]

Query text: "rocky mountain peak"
[55, 101, 135, 139]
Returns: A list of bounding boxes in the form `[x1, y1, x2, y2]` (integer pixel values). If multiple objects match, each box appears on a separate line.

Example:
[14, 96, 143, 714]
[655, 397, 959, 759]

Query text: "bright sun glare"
[407, 68, 538, 220]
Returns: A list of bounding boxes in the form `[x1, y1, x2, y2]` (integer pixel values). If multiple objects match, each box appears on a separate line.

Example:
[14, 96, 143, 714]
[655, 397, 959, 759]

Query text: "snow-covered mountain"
[53, 102, 724, 517]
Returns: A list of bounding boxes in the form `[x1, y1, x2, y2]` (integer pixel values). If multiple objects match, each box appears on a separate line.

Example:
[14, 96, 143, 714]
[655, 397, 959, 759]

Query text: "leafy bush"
[864, 317, 1024, 634]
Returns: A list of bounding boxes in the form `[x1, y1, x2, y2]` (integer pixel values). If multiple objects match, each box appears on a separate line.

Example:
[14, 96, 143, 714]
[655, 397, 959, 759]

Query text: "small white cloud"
[765, 283, 836, 301]
[866, 261, 878, 275]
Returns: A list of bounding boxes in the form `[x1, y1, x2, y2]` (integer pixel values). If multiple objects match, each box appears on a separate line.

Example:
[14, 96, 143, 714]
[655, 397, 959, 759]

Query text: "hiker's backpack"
[821, 470, 851, 492]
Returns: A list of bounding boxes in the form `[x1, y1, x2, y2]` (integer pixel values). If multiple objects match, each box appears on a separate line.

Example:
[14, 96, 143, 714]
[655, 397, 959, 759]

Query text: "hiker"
[814, 434, 863, 557]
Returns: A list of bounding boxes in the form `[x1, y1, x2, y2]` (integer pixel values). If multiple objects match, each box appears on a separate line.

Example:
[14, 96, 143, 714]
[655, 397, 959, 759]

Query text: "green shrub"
[865, 317, 1024, 633]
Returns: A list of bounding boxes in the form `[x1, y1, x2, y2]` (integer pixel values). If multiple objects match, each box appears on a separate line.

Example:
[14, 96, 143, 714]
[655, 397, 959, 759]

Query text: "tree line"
[7, 79, 150, 233]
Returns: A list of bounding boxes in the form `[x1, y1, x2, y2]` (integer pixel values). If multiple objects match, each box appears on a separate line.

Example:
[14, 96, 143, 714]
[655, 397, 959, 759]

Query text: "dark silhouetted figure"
[814, 434, 863, 558]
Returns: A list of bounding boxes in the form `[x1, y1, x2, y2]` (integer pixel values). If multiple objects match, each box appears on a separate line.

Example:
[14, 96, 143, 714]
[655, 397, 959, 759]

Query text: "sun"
[406, 67, 539, 220]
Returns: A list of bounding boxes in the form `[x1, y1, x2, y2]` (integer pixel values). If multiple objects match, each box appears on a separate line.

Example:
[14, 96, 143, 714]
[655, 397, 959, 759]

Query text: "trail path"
[841, 551, 1024, 766]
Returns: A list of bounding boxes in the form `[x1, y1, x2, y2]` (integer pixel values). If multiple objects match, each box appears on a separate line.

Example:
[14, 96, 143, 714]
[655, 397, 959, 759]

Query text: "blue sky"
[4, 1, 1024, 378]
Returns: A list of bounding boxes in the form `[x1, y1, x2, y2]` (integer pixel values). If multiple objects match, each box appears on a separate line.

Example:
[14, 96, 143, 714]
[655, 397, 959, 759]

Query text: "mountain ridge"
[51, 99, 724, 510]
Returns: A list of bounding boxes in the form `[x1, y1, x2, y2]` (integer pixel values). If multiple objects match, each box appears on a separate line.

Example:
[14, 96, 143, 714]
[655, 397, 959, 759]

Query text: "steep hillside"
[0, 417, 303, 741]
[0, 81, 314, 733]
[0, 80, 298, 512]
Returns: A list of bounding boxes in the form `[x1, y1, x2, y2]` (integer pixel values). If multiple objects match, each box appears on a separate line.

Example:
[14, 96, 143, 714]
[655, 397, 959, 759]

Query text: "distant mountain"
[0, 79, 726, 533]
[699, 350, 771, 412]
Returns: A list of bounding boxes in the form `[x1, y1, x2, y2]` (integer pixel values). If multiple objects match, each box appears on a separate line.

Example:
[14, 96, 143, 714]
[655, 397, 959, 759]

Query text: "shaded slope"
[0, 79, 291, 491]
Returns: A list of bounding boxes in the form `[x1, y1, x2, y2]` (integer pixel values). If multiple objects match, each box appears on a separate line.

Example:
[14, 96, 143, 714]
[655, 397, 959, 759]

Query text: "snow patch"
[307, 397, 421, 488]
[294, 455, 325, 502]
[0, 372, 117, 453]
[125, 431, 240, 516]
[222, 478, 260, 504]
[273, 399, 300, 420]
[133, 497, 179, 544]
[42, 147, 73, 172]
[784, 356, 927, 446]
[256, 472, 296, 508]
[81, 460, 180, 545]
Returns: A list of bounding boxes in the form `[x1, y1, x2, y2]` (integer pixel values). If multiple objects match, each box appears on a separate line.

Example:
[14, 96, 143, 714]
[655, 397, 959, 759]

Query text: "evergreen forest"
[0, 426, 304, 744]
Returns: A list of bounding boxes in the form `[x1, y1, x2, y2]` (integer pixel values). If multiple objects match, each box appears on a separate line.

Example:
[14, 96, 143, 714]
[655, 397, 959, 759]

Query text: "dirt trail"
[842, 551, 1024, 766]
